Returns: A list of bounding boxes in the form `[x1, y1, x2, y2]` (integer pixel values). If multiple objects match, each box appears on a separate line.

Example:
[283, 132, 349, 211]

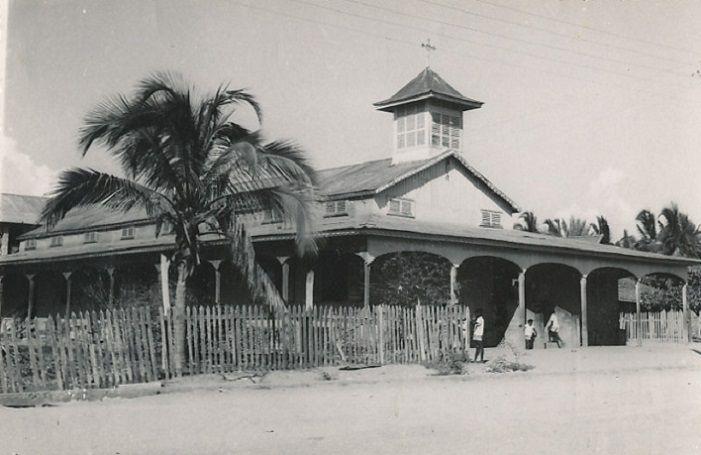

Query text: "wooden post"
[278, 257, 290, 302]
[363, 260, 371, 308]
[26, 273, 35, 318]
[580, 274, 588, 347]
[159, 254, 171, 311]
[305, 269, 314, 310]
[63, 271, 73, 317]
[0, 275, 4, 319]
[517, 270, 526, 327]
[209, 260, 222, 305]
[449, 264, 458, 305]
[635, 279, 642, 347]
[682, 283, 689, 343]
[107, 267, 116, 306]
[0, 226, 9, 255]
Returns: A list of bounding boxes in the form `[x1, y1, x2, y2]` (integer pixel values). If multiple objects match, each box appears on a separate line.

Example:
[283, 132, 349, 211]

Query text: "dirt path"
[2, 346, 700, 455]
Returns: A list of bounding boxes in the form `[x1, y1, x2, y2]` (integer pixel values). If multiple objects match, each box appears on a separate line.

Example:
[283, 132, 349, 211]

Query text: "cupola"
[374, 67, 483, 163]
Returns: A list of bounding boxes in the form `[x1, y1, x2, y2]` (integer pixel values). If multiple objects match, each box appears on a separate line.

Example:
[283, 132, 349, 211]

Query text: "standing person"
[472, 308, 485, 362]
[546, 310, 563, 348]
[524, 319, 537, 350]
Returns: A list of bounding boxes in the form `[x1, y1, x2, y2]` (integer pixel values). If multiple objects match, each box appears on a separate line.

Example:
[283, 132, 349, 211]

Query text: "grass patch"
[425, 352, 469, 376]
[485, 357, 534, 373]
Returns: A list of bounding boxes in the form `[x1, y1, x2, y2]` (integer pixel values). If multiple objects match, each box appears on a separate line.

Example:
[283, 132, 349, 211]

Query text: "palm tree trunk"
[173, 262, 187, 375]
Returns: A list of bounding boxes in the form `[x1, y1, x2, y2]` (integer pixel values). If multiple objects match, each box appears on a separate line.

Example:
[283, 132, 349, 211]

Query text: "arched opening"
[116, 263, 159, 308]
[186, 261, 215, 306]
[457, 256, 521, 348]
[587, 267, 636, 346]
[2, 272, 29, 318]
[34, 270, 67, 318]
[257, 255, 282, 295]
[638, 273, 686, 311]
[370, 251, 451, 306]
[525, 263, 582, 349]
[72, 267, 111, 313]
[313, 252, 364, 306]
[220, 260, 254, 306]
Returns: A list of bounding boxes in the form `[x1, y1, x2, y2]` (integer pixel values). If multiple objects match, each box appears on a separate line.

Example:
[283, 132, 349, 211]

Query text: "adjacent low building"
[0, 67, 697, 349]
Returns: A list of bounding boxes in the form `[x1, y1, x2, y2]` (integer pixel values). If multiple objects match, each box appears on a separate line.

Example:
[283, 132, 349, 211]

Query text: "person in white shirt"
[524, 319, 537, 350]
[472, 308, 485, 362]
[546, 310, 562, 348]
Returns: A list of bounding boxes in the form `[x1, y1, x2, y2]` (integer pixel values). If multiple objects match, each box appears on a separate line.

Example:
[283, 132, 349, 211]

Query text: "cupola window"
[396, 104, 426, 149]
[431, 112, 462, 149]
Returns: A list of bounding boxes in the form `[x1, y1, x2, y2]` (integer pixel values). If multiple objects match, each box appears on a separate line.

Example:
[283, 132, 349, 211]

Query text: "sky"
[1, 0, 700, 239]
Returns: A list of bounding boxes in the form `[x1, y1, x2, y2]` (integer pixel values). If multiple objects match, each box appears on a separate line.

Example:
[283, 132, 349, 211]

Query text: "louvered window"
[50, 236, 63, 247]
[324, 200, 349, 217]
[480, 210, 502, 228]
[388, 198, 414, 217]
[396, 104, 426, 149]
[25, 239, 37, 250]
[84, 232, 99, 243]
[121, 226, 135, 239]
[431, 112, 462, 149]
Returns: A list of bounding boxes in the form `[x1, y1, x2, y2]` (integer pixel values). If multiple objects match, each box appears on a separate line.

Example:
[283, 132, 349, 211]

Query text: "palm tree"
[658, 203, 701, 258]
[590, 215, 611, 244]
[513, 211, 540, 232]
[615, 229, 636, 248]
[634, 209, 661, 252]
[545, 216, 591, 237]
[40, 73, 318, 372]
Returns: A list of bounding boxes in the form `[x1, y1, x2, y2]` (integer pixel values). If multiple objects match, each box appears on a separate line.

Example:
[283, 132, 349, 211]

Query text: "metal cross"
[421, 38, 436, 67]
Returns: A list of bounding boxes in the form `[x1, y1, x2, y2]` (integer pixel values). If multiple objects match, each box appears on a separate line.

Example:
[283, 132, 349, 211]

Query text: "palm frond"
[40, 168, 172, 226]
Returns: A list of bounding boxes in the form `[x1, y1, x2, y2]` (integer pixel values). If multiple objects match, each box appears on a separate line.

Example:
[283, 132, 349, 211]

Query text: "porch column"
[277, 257, 290, 302]
[158, 254, 171, 311]
[682, 283, 689, 343]
[26, 273, 35, 319]
[63, 271, 73, 316]
[357, 253, 374, 308]
[0, 226, 9, 255]
[449, 264, 459, 305]
[635, 278, 642, 347]
[209, 260, 222, 305]
[0, 275, 4, 318]
[305, 269, 314, 310]
[106, 267, 116, 306]
[517, 269, 526, 327]
[580, 274, 588, 347]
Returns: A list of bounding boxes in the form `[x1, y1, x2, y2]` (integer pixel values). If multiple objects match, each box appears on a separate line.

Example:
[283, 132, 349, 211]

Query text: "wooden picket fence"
[163, 304, 471, 376]
[619, 310, 696, 343]
[0, 304, 470, 394]
[0, 307, 160, 394]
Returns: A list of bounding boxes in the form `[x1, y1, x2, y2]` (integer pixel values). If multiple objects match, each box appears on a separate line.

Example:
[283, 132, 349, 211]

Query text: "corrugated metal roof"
[0, 193, 47, 225]
[374, 67, 483, 111]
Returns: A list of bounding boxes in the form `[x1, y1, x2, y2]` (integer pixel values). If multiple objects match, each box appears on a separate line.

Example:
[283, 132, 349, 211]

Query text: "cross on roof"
[421, 38, 436, 68]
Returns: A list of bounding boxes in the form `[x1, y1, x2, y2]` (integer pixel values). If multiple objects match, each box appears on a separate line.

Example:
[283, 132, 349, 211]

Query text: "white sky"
[1, 0, 701, 239]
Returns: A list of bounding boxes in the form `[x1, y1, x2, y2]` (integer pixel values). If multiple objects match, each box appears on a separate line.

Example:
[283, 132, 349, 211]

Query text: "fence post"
[682, 284, 689, 343]
[378, 305, 385, 364]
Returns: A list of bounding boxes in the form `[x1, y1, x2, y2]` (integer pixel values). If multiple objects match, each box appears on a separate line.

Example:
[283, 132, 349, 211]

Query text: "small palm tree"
[545, 216, 591, 237]
[513, 211, 540, 232]
[615, 229, 636, 249]
[658, 203, 700, 258]
[40, 73, 318, 371]
[634, 209, 660, 252]
[590, 215, 611, 244]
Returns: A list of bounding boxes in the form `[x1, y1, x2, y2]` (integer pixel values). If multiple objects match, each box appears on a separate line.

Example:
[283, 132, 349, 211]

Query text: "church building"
[0, 67, 696, 349]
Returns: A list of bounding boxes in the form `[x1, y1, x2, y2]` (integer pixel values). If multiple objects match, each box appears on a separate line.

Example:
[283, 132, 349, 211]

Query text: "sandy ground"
[1, 344, 700, 455]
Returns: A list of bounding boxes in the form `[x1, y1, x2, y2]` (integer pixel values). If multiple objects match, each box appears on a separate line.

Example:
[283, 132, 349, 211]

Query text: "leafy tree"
[40, 73, 318, 372]
[590, 215, 611, 244]
[370, 252, 450, 306]
[513, 211, 540, 232]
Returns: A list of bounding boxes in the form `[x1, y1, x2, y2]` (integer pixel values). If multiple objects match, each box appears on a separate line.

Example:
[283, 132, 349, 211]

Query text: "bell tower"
[374, 67, 483, 164]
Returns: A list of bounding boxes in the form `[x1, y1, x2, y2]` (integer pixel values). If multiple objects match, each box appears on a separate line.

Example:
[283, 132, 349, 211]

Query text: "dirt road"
[2, 345, 700, 454]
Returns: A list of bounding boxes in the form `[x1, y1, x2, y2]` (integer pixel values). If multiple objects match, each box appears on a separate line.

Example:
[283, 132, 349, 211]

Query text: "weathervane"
[421, 38, 436, 68]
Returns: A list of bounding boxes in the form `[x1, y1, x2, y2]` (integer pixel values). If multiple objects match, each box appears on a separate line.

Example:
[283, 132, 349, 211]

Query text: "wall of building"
[375, 158, 515, 229]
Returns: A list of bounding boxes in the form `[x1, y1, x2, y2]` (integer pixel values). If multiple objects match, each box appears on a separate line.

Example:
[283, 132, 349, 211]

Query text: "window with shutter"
[388, 198, 414, 218]
[480, 210, 503, 228]
[121, 226, 135, 239]
[25, 239, 37, 250]
[324, 200, 349, 217]
[50, 236, 64, 247]
[84, 232, 99, 243]
[431, 112, 462, 149]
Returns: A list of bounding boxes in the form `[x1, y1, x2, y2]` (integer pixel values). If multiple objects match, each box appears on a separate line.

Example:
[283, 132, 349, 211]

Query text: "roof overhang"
[373, 91, 483, 112]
